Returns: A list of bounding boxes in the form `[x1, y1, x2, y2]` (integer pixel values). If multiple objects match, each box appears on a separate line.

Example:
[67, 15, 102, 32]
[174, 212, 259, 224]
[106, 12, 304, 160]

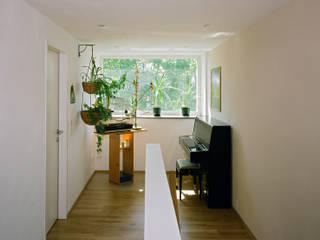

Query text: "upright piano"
[179, 116, 232, 208]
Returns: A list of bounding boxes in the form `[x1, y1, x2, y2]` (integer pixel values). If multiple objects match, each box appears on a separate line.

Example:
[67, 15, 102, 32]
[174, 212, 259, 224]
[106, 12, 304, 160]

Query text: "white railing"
[145, 144, 181, 240]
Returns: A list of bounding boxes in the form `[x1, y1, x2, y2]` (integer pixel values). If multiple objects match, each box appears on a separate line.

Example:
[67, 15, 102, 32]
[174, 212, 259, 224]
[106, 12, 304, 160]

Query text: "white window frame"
[98, 52, 207, 117]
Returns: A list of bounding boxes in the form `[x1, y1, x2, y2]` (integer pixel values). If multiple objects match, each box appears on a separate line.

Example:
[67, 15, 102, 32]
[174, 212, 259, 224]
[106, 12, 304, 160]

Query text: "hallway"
[47, 172, 253, 240]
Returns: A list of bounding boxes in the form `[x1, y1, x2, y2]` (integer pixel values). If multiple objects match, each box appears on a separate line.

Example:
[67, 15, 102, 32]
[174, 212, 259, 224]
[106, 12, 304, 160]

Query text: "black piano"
[179, 116, 232, 208]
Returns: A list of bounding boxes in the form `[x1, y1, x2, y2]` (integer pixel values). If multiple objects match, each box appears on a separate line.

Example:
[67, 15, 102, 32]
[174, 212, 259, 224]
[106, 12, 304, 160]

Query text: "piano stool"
[176, 159, 203, 200]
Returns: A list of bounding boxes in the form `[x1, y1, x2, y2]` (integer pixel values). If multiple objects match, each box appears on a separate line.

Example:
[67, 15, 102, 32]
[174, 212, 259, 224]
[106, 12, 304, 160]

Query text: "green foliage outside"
[103, 58, 197, 112]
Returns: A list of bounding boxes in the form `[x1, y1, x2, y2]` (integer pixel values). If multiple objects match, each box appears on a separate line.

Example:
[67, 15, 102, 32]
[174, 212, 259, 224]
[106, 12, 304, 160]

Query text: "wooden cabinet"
[99, 128, 146, 184]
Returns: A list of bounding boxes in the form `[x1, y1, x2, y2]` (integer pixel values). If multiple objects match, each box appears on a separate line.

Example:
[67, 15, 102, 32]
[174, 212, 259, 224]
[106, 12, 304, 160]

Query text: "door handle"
[56, 129, 64, 135]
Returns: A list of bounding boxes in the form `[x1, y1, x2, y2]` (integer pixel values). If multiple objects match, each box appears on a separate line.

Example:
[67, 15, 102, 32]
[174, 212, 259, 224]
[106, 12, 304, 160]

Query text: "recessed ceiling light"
[98, 24, 109, 29]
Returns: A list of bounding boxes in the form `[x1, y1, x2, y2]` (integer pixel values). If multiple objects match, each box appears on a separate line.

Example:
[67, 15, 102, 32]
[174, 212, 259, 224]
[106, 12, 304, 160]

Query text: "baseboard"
[67, 170, 96, 217]
[95, 170, 144, 173]
[95, 170, 145, 173]
[95, 170, 175, 174]
[233, 208, 257, 240]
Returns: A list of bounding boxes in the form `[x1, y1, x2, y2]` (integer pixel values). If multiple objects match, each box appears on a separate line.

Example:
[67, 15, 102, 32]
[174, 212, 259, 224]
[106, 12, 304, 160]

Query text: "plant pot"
[181, 107, 190, 117]
[153, 107, 161, 117]
[82, 82, 99, 94]
[80, 110, 101, 125]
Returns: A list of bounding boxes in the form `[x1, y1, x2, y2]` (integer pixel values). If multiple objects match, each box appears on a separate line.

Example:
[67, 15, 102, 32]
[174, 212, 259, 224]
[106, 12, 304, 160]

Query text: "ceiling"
[26, 0, 293, 53]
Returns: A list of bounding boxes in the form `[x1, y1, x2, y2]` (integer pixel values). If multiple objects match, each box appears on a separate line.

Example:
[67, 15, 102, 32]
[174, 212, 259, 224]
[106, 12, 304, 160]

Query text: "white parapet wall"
[145, 144, 181, 240]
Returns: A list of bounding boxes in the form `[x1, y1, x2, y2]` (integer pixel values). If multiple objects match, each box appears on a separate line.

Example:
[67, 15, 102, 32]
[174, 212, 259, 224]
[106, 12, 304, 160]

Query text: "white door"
[46, 49, 59, 233]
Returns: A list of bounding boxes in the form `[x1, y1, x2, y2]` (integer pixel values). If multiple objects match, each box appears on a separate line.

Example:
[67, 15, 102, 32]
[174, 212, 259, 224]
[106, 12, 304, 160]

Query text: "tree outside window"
[103, 58, 197, 114]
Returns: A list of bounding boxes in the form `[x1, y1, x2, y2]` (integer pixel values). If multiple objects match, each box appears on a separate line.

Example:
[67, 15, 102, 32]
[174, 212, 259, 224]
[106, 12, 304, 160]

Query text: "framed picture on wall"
[211, 66, 221, 112]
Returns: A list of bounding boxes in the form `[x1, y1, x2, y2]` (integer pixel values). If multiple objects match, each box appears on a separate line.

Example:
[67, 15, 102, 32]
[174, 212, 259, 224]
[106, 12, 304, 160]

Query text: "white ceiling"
[26, 0, 293, 53]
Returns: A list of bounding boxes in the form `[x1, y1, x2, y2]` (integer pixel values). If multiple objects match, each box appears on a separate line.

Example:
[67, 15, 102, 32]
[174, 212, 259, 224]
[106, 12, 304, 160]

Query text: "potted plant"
[80, 58, 126, 151]
[129, 66, 150, 128]
[81, 58, 104, 125]
[81, 58, 126, 126]
[151, 73, 172, 117]
[180, 72, 194, 117]
[82, 58, 103, 94]
[92, 74, 126, 152]
[80, 105, 101, 125]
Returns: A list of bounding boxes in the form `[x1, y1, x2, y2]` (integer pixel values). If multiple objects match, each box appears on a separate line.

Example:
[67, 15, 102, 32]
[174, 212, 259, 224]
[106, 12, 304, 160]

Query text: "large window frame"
[98, 53, 205, 117]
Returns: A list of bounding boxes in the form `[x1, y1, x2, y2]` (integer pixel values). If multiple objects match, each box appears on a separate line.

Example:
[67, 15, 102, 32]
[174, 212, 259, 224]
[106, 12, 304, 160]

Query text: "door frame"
[44, 42, 68, 228]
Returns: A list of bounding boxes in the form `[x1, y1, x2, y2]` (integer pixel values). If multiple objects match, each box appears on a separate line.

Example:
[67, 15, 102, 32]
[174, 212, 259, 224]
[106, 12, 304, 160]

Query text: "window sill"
[138, 115, 196, 119]
[112, 115, 196, 120]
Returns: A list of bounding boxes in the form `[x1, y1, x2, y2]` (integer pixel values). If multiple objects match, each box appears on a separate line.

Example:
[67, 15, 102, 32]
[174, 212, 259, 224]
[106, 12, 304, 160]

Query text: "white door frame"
[44, 41, 68, 231]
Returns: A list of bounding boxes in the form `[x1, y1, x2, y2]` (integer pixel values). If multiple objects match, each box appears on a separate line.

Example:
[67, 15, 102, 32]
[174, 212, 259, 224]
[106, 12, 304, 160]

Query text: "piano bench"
[176, 159, 203, 200]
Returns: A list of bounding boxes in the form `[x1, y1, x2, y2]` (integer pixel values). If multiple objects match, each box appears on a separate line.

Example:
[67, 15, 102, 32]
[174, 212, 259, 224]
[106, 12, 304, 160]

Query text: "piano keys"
[179, 116, 232, 208]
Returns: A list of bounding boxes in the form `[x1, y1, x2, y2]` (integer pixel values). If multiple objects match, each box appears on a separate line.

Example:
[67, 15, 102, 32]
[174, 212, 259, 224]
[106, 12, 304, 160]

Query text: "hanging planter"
[81, 57, 103, 94]
[82, 82, 99, 94]
[80, 110, 101, 125]
[79, 45, 126, 151]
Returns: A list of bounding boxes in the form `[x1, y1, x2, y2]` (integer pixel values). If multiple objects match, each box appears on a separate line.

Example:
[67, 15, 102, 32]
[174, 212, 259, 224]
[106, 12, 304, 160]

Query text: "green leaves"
[96, 135, 103, 152]
[153, 73, 174, 106]
[82, 58, 128, 152]
[102, 58, 197, 111]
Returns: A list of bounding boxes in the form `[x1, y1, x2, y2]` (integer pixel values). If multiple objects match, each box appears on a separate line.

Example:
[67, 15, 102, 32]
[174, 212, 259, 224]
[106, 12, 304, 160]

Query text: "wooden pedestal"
[98, 128, 146, 184]
[109, 132, 134, 184]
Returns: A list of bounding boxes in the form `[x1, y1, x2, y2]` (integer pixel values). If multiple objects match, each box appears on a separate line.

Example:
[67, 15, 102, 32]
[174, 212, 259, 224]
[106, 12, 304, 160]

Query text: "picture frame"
[210, 66, 221, 112]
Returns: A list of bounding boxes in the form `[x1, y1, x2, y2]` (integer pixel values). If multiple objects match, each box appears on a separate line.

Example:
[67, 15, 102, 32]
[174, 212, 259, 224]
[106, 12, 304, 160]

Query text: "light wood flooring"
[47, 172, 254, 240]
[177, 176, 255, 240]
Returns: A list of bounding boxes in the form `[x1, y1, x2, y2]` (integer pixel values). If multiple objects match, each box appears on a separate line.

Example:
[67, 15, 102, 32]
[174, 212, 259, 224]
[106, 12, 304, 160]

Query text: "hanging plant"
[81, 58, 103, 94]
[80, 109, 101, 125]
[96, 135, 103, 153]
[80, 55, 127, 151]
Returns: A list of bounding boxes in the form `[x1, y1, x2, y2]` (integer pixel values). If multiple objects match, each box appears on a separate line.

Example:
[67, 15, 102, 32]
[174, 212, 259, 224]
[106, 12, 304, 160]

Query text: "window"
[102, 58, 198, 115]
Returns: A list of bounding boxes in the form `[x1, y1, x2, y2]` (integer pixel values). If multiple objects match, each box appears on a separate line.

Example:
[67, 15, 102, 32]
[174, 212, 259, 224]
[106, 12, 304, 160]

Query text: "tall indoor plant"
[180, 72, 194, 116]
[151, 73, 172, 116]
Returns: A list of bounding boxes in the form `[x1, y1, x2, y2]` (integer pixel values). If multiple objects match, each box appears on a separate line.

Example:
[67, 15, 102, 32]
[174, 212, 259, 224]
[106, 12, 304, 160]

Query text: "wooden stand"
[98, 128, 147, 184]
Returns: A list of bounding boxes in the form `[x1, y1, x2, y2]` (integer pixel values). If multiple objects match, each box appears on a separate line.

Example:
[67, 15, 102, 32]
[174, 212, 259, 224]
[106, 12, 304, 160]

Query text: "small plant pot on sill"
[153, 107, 161, 117]
[181, 107, 190, 117]
[80, 110, 101, 125]
[82, 82, 99, 94]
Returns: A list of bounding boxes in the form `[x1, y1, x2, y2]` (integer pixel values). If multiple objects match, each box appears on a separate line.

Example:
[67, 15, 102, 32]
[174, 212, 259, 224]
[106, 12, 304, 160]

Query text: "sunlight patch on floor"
[176, 190, 196, 200]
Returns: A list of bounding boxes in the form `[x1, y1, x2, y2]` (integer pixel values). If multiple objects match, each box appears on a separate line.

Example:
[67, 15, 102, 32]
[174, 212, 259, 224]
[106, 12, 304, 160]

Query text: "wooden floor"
[47, 172, 144, 240]
[47, 172, 254, 240]
[177, 176, 254, 240]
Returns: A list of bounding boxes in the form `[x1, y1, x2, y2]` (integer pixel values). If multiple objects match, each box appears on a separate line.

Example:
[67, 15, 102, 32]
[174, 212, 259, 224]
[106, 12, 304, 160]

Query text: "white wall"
[94, 118, 194, 171]
[0, 1, 94, 239]
[69, 44, 95, 211]
[206, 0, 320, 239]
